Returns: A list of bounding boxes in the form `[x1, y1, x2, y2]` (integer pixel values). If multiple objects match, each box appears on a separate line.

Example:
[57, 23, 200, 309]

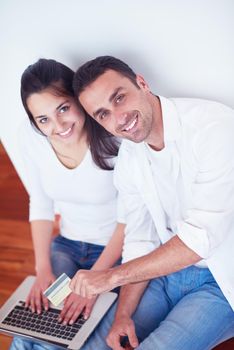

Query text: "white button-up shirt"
[114, 96, 234, 310]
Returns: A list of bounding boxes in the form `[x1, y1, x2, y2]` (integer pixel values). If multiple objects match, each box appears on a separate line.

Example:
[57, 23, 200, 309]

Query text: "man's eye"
[60, 105, 69, 113]
[39, 117, 48, 124]
[116, 94, 124, 103]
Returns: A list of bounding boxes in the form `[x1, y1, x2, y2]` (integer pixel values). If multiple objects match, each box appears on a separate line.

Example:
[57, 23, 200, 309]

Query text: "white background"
[0, 0, 233, 182]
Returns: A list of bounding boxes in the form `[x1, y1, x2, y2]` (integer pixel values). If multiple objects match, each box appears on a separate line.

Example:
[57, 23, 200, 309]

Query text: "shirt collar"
[158, 95, 181, 143]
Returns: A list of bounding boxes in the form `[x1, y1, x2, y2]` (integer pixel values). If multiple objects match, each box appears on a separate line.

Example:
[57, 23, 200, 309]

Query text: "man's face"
[79, 69, 155, 143]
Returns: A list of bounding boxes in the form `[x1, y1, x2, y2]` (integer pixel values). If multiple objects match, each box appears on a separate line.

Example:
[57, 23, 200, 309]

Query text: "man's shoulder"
[170, 97, 234, 129]
[118, 139, 138, 155]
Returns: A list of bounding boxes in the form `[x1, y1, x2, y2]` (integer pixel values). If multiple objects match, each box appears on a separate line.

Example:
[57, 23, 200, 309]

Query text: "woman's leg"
[9, 337, 59, 350]
[50, 235, 81, 278]
[9, 237, 105, 350]
[50, 235, 105, 277]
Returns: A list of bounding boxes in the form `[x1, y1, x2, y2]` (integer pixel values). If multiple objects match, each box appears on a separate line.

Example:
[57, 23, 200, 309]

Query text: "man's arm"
[111, 235, 200, 287]
[70, 235, 201, 297]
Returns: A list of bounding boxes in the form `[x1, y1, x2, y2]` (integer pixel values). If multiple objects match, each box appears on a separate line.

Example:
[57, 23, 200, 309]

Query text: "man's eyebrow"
[93, 87, 123, 118]
[109, 87, 123, 103]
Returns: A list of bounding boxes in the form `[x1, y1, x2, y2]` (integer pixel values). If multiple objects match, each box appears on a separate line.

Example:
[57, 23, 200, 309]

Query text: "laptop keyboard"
[2, 301, 86, 341]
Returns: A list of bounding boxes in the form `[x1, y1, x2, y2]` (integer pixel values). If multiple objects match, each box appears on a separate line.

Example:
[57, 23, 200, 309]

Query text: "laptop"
[0, 276, 117, 349]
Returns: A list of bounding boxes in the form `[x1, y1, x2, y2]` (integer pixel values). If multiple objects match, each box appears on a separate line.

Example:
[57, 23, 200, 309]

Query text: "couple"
[11, 56, 234, 350]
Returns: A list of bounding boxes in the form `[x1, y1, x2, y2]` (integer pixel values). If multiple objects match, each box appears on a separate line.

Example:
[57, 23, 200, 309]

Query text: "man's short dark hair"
[73, 55, 139, 97]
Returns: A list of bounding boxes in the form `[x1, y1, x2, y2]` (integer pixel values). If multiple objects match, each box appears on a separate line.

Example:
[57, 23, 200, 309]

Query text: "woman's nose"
[53, 118, 64, 133]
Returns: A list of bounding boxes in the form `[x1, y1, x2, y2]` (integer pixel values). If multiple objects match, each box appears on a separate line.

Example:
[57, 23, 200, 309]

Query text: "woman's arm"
[31, 220, 54, 273]
[91, 223, 125, 271]
[26, 220, 55, 313]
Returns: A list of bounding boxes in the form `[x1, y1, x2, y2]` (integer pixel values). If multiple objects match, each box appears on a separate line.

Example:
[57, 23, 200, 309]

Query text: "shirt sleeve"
[177, 110, 234, 259]
[116, 192, 126, 224]
[114, 141, 160, 263]
[18, 123, 55, 222]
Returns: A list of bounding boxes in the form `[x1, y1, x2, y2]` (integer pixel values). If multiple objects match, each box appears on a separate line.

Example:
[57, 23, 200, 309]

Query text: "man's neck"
[145, 94, 164, 151]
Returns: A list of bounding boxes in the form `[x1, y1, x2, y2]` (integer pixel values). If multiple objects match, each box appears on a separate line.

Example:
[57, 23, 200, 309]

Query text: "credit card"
[43, 273, 72, 306]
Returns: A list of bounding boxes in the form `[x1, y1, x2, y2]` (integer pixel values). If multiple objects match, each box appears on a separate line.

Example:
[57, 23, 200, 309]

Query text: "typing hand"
[58, 292, 97, 325]
[25, 271, 55, 314]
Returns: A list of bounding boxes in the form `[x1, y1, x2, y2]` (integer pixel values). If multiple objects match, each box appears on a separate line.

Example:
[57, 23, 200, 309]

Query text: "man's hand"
[106, 315, 139, 350]
[25, 271, 55, 314]
[58, 293, 97, 325]
[70, 269, 115, 298]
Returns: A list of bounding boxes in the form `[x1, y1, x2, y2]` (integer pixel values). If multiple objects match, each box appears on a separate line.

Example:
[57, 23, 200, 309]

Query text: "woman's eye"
[60, 105, 69, 113]
[39, 117, 48, 124]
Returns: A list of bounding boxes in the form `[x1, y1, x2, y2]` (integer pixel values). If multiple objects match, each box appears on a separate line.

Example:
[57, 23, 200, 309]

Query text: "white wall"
[0, 0, 233, 182]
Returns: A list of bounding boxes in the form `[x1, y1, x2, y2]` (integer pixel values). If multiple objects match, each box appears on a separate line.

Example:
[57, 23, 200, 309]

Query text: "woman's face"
[27, 90, 86, 144]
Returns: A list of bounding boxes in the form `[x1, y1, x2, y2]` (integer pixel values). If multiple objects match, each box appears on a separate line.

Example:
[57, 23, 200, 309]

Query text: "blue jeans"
[80, 266, 234, 350]
[50, 235, 105, 278]
[10, 235, 105, 350]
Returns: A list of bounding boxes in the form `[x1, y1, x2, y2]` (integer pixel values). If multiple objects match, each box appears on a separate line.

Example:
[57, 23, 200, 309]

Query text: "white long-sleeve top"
[19, 120, 124, 246]
[114, 96, 234, 310]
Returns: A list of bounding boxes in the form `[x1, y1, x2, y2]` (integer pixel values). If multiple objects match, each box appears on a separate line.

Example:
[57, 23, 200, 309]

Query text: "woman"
[10, 58, 125, 350]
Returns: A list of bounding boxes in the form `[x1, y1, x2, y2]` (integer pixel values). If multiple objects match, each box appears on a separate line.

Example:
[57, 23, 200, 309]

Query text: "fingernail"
[58, 318, 62, 322]
[69, 320, 74, 325]
[63, 321, 67, 325]
[84, 315, 88, 320]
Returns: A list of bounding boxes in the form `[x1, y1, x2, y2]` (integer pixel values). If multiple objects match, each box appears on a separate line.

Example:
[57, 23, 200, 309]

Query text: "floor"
[0, 142, 233, 349]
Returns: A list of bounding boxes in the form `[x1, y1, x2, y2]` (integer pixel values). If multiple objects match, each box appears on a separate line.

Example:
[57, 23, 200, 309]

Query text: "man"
[70, 56, 234, 349]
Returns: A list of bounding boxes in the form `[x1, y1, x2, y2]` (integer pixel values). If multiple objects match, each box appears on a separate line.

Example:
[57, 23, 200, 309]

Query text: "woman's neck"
[48, 130, 89, 169]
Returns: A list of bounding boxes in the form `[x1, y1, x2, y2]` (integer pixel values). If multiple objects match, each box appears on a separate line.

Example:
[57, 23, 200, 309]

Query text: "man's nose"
[115, 111, 129, 126]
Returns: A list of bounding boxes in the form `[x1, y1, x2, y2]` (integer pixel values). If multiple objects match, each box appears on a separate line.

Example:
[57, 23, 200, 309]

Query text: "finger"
[106, 333, 125, 350]
[59, 294, 84, 323]
[25, 292, 32, 308]
[28, 288, 37, 313]
[69, 278, 76, 292]
[67, 305, 85, 325]
[69, 275, 81, 295]
[127, 327, 139, 348]
[61, 303, 85, 325]
[34, 289, 43, 314]
[81, 282, 87, 298]
[83, 299, 96, 320]
[42, 293, 49, 311]
[59, 299, 73, 323]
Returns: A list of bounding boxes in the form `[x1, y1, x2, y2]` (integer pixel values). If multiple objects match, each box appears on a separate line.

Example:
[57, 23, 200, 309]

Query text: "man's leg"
[136, 268, 234, 350]
[81, 277, 173, 349]
[81, 302, 117, 350]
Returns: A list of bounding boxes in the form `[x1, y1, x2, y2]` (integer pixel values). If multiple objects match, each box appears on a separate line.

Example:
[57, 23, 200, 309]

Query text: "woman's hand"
[58, 293, 97, 325]
[25, 270, 55, 314]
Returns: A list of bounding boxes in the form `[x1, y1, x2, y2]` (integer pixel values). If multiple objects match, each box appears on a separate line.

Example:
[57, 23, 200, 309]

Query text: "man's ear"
[136, 74, 150, 91]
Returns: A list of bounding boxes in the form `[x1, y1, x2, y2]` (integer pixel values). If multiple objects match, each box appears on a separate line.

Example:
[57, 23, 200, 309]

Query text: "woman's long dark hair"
[21, 58, 119, 170]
